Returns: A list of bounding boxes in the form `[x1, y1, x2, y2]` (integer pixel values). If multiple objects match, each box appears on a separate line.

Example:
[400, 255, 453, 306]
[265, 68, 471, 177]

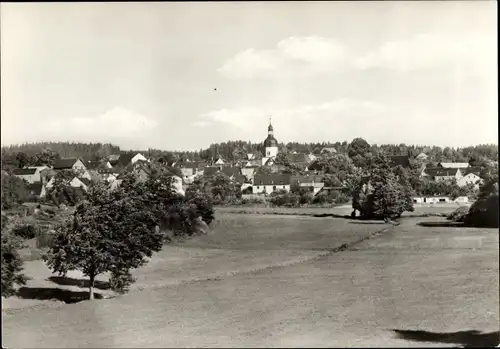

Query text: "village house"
[457, 167, 483, 189]
[321, 147, 337, 154]
[252, 174, 292, 195]
[178, 161, 207, 177]
[241, 165, 259, 180]
[46, 173, 91, 192]
[12, 166, 49, 184]
[290, 175, 325, 195]
[52, 158, 91, 180]
[111, 153, 148, 168]
[422, 168, 463, 182]
[415, 152, 429, 161]
[437, 162, 470, 169]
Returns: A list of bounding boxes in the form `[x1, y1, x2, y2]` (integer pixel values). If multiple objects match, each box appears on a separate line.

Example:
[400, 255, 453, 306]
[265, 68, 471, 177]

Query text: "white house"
[46, 176, 90, 191]
[415, 152, 429, 161]
[252, 174, 291, 195]
[52, 158, 91, 180]
[13, 166, 48, 184]
[214, 157, 225, 165]
[457, 172, 483, 189]
[290, 175, 325, 195]
[423, 168, 463, 182]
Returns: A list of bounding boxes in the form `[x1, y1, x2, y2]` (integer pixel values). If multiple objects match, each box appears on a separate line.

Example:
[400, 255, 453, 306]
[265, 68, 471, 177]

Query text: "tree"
[1, 174, 29, 209]
[15, 152, 32, 168]
[347, 138, 371, 167]
[1, 226, 28, 297]
[44, 181, 165, 299]
[350, 154, 414, 219]
[464, 167, 499, 227]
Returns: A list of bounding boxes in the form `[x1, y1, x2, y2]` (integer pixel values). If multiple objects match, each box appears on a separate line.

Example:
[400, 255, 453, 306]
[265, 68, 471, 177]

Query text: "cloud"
[220, 32, 496, 80]
[193, 99, 400, 143]
[218, 36, 350, 79]
[43, 107, 158, 143]
[356, 32, 496, 77]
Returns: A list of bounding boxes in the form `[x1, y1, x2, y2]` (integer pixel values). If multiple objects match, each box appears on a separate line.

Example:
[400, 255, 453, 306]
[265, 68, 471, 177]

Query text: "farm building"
[252, 174, 292, 195]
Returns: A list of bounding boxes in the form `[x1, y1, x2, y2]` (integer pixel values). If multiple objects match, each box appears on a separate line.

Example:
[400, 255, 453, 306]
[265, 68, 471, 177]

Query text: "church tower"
[263, 117, 278, 159]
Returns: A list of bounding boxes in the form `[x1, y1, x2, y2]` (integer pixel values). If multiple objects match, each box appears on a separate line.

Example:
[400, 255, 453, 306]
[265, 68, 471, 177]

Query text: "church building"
[261, 118, 279, 166]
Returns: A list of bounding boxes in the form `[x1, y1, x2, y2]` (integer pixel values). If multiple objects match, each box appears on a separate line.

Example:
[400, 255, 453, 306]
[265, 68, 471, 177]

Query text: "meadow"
[3, 214, 498, 348]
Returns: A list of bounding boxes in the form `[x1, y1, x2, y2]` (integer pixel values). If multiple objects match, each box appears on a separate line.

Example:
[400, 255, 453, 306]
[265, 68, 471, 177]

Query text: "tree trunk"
[89, 274, 95, 300]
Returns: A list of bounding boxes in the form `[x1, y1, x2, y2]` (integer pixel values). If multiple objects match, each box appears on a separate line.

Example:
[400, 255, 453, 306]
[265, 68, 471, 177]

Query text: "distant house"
[214, 157, 225, 165]
[412, 196, 451, 204]
[437, 162, 470, 169]
[86, 160, 112, 170]
[53, 158, 87, 171]
[321, 147, 337, 154]
[252, 174, 292, 194]
[112, 153, 148, 168]
[415, 152, 429, 161]
[290, 175, 325, 195]
[13, 167, 48, 184]
[241, 165, 259, 180]
[46, 174, 90, 192]
[97, 168, 119, 183]
[423, 168, 463, 182]
[390, 155, 411, 168]
[178, 161, 207, 177]
[288, 153, 313, 168]
[457, 168, 483, 189]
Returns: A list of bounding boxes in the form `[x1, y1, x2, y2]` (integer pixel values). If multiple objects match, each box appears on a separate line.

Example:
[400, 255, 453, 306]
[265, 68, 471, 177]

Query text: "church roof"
[264, 135, 278, 147]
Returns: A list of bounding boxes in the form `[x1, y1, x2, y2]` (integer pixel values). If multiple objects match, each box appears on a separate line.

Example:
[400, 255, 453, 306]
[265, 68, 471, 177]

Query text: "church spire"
[268, 116, 273, 135]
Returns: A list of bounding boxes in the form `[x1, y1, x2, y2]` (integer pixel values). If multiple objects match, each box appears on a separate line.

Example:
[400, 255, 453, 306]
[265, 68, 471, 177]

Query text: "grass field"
[215, 204, 464, 217]
[3, 215, 498, 348]
[3, 213, 388, 311]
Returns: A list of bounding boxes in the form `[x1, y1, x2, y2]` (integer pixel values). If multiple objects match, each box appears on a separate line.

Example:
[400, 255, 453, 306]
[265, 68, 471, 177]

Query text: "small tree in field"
[43, 181, 164, 299]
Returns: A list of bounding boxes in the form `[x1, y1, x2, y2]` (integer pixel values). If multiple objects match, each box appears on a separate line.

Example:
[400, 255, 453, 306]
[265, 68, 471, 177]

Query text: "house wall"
[457, 173, 482, 188]
[242, 167, 256, 179]
[72, 159, 87, 171]
[181, 168, 194, 177]
[131, 153, 148, 164]
[252, 184, 290, 194]
[69, 177, 88, 191]
[15, 173, 40, 184]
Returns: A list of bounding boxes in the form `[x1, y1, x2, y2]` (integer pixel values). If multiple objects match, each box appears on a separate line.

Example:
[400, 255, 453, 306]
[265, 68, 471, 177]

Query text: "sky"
[1, 1, 497, 151]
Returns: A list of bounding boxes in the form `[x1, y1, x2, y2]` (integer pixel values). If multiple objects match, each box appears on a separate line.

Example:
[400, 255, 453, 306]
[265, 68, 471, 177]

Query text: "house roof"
[116, 153, 136, 166]
[290, 175, 324, 184]
[108, 154, 120, 161]
[424, 168, 460, 177]
[289, 153, 311, 164]
[321, 147, 337, 153]
[462, 167, 482, 176]
[203, 166, 220, 176]
[97, 168, 117, 174]
[13, 168, 37, 175]
[180, 161, 207, 169]
[86, 161, 108, 170]
[245, 160, 261, 167]
[234, 174, 247, 184]
[53, 158, 79, 170]
[77, 177, 91, 186]
[415, 152, 428, 159]
[253, 174, 292, 186]
[438, 162, 470, 169]
[221, 166, 241, 177]
[390, 155, 411, 168]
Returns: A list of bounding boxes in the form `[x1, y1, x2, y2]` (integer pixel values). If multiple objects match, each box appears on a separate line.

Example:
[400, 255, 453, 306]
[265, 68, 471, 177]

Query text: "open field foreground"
[2, 214, 499, 348]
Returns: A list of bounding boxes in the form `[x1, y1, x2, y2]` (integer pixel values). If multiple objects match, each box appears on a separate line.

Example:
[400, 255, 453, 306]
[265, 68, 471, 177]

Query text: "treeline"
[2, 140, 498, 168]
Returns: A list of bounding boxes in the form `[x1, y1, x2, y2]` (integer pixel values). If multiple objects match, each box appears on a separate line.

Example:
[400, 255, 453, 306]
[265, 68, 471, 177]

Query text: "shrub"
[241, 197, 266, 205]
[1, 229, 28, 297]
[447, 206, 469, 222]
[12, 223, 38, 240]
[334, 193, 350, 204]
